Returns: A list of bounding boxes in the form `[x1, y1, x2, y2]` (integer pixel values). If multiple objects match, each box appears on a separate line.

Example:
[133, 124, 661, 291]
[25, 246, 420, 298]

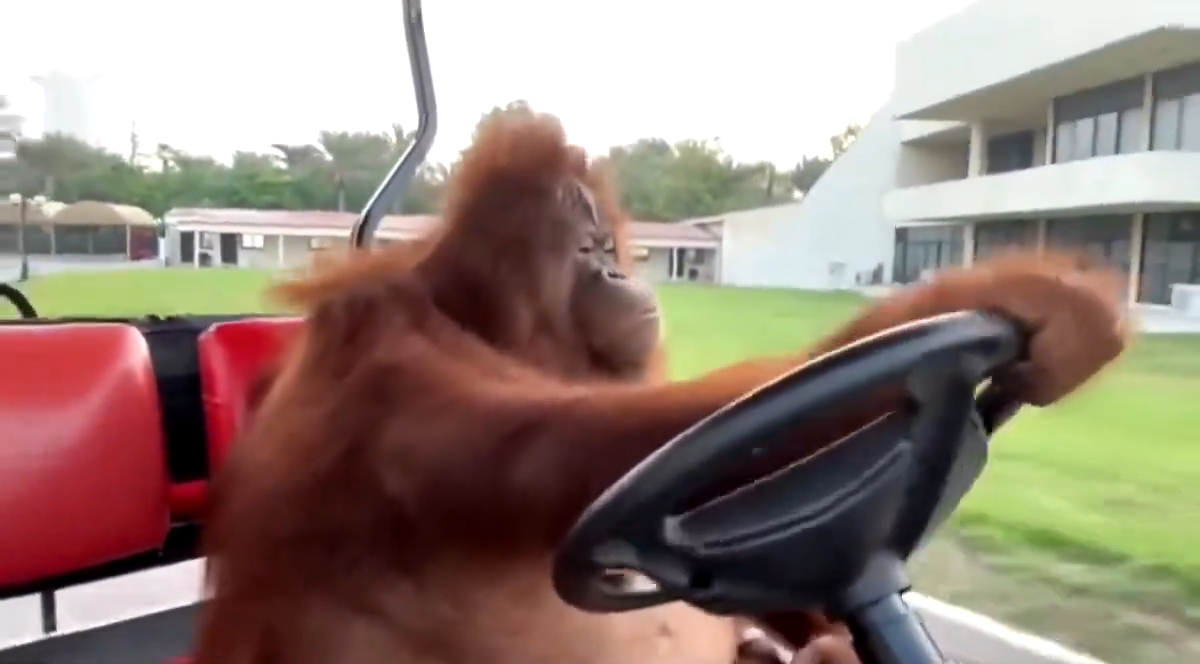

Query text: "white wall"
[633, 247, 672, 283]
[716, 102, 899, 291]
[885, 150, 1200, 222]
[785, 100, 901, 289]
[718, 203, 801, 288]
[894, 142, 969, 187]
[894, 0, 1200, 119]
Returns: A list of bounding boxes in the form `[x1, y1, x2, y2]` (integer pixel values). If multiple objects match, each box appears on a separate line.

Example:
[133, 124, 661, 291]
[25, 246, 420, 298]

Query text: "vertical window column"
[1044, 102, 1056, 165]
[967, 123, 988, 177]
[962, 222, 975, 267]
[1129, 214, 1145, 303]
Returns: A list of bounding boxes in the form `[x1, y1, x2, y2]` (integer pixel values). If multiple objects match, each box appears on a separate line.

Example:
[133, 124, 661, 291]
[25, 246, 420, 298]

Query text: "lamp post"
[9, 193, 46, 282]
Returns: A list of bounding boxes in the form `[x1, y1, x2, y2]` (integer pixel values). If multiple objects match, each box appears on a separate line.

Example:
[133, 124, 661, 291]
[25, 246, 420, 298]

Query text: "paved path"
[0, 562, 1107, 663]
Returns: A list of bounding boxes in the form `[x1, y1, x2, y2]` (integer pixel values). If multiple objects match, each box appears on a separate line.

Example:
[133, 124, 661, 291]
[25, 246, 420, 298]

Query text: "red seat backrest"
[0, 323, 171, 588]
[197, 318, 304, 483]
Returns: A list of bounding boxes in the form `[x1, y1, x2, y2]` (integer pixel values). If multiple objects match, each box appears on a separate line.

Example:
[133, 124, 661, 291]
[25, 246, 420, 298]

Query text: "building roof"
[51, 201, 158, 228]
[165, 207, 720, 245]
[0, 200, 157, 227]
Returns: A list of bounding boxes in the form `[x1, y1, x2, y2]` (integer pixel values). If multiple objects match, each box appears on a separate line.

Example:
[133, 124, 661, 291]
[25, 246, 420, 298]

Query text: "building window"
[1094, 112, 1119, 156]
[1139, 212, 1200, 304]
[241, 233, 265, 249]
[1054, 127, 1074, 164]
[309, 236, 335, 250]
[1117, 107, 1144, 154]
[1181, 94, 1200, 151]
[1046, 216, 1132, 277]
[1151, 62, 1200, 152]
[198, 232, 216, 250]
[0, 224, 17, 253]
[1053, 76, 1145, 162]
[974, 219, 1037, 261]
[22, 225, 52, 255]
[986, 130, 1035, 173]
[630, 246, 650, 262]
[1152, 97, 1182, 150]
[1151, 92, 1200, 151]
[891, 225, 963, 284]
[91, 226, 128, 255]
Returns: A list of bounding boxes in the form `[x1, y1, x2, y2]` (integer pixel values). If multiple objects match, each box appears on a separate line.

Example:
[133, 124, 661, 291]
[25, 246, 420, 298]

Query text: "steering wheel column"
[553, 312, 1026, 664]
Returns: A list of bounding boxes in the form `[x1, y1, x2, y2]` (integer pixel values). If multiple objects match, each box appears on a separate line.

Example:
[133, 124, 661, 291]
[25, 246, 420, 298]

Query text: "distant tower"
[31, 71, 102, 145]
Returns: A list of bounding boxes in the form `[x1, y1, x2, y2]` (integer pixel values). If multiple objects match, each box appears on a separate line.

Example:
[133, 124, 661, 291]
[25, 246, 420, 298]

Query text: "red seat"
[0, 323, 171, 588]
[197, 317, 303, 482]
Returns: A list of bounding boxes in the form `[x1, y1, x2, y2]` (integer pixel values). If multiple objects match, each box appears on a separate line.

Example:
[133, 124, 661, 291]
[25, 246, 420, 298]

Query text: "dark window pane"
[54, 226, 92, 254]
[1154, 62, 1200, 100]
[1054, 77, 1145, 121]
[1094, 112, 1118, 156]
[1046, 216, 1132, 276]
[25, 225, 51, 255]
[1139, 213, 1200, 304]
[1117, 107, 1144, 153]
[975, 219, 1037, 261]
[0, 224, 17, 253]
[892, 225, 962, 283]
[92, 226, 127, 255]
[1152, 98, 1182, 150]
[986, 130, 1035, 173]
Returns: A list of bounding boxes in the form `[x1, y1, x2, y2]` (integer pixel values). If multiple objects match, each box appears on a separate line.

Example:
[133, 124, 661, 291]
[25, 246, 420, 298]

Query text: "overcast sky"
[0, 0, 970, 166]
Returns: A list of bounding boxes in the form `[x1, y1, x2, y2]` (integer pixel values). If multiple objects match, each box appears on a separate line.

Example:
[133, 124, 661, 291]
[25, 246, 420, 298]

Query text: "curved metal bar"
[0, 283, 37, 319]
[350, 0, 439, 248]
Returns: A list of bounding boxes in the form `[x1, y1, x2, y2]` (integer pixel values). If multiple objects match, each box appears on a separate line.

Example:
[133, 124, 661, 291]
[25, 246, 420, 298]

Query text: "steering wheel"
[552, 311, 1026, 664]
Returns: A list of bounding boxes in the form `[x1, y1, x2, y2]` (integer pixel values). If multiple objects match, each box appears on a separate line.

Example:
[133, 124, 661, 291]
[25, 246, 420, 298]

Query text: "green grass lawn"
[5, 268, 1200, 659]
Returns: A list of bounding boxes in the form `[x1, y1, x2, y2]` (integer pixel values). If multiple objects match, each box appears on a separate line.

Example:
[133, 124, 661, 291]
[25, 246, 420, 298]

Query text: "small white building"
[162, 208, 721, 284]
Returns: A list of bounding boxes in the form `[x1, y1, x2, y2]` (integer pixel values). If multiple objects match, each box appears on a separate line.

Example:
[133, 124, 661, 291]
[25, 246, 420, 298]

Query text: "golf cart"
[0, 2, 1027, 662]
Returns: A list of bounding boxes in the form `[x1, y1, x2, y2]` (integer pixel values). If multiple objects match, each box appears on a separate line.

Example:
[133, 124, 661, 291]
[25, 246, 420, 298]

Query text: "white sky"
[0, 0, 971, 167]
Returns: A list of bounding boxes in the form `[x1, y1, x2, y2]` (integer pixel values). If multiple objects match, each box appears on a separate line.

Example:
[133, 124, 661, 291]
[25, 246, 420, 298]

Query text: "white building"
[767, 0, 1200, 309]
[31, 71, 101, 145]
[690, 200, 886, 290]
[162, 208, 721, 284]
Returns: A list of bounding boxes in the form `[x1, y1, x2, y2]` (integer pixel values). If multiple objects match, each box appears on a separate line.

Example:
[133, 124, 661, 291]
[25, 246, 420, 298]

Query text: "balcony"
[896, 11, 1200, 121]
[884, 151, 1200, 223]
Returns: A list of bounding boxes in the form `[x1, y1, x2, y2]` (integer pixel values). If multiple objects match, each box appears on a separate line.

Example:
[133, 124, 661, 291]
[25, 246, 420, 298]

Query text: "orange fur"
[196, 111, 1127, 664]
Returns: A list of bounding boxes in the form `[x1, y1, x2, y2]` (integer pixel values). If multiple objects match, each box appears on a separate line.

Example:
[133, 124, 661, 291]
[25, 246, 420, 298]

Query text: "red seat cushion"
[0, 323, 171, 587]
[198, 318, 303, 480]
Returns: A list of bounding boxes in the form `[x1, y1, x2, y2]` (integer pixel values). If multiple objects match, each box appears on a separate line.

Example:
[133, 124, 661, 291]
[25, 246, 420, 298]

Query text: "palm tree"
[317, 131, 361, 212]
[270, 143, 326, 171]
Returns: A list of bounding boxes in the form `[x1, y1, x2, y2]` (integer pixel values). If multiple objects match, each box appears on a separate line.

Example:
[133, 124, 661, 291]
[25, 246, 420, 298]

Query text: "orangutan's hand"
[925, 250, 1130, 406]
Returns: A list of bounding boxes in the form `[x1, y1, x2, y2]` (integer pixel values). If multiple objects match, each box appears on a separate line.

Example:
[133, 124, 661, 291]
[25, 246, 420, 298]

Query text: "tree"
[18, 133, 102, 197]
[789, 155, 832, 194]
[2, 105, 860, 227]
[788, 122, 864, 194]
[830, 123, 862, 158]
